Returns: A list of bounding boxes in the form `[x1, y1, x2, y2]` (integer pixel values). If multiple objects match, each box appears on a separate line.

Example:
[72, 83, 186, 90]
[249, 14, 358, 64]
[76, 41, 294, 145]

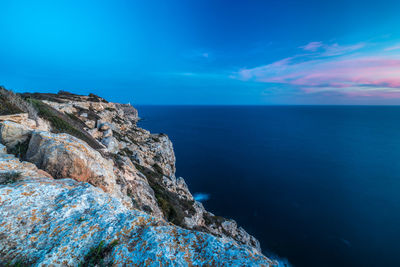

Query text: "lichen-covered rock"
[221, 220, 261, 251]
[0, 178, 277, 266]
[0, 152, 52, 182]
[114, 156, 164, 218]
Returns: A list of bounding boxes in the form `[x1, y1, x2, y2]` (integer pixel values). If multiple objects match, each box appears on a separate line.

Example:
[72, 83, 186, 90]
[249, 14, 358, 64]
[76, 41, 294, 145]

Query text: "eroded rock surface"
[0, 175, 276, 266]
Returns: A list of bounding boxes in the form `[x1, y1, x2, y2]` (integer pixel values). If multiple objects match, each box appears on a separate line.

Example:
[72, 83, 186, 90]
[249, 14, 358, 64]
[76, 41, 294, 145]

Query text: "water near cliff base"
[138, 105, 400, 267]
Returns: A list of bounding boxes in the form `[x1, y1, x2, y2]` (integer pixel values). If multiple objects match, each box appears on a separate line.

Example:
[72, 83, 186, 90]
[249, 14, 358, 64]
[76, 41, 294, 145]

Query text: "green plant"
[0, 87, 38, 122]
[5, 260, 30, 267]
[9, 140, 30, 160]
[29, 99, 102, 149]
[134, 163, 196, 227]
[77, 217, 87, 223]
[79, 240, 118, 267]
[0, 171, 22, 185]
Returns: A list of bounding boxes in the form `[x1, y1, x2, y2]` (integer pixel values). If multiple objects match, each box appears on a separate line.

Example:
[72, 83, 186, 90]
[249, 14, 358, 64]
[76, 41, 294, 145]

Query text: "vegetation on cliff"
[0, 87, 272, 265]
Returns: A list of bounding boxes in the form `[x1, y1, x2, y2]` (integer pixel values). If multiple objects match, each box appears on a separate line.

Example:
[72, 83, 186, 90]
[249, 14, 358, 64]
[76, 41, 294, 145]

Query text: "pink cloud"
[319, 43, 365, 56]
[235, 54, 400, 97]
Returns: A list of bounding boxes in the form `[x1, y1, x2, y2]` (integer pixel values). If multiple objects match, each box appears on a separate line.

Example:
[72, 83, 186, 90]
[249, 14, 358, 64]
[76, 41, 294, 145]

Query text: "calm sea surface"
[138, 106, 400, 267]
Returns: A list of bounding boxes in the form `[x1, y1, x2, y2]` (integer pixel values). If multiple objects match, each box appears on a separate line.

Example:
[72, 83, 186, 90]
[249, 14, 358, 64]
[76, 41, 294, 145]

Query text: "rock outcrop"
[26, 131, 132, 207]
[0, 89, 279, 265]
[0, 153, 276, 266]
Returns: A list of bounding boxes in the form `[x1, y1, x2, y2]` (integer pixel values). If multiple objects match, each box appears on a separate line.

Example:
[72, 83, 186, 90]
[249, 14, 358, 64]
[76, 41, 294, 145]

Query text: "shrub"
[9, 139, 30, 160]
[0, 171, 22, 185]
[134, 163, 196, 227]
[0, 86, 38, 123]
[29, 99, 103, 149]
[79, 240, 118, 267]
[5, 260, 30, 267]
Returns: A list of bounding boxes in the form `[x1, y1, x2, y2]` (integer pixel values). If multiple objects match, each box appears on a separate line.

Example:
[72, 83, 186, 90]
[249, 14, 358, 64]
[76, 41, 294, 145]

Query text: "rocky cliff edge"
[0, 88, 283, 266]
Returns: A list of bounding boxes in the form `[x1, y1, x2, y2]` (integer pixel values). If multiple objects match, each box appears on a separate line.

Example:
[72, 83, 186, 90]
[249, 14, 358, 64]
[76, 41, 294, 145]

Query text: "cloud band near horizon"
[234, 42, 400, 98]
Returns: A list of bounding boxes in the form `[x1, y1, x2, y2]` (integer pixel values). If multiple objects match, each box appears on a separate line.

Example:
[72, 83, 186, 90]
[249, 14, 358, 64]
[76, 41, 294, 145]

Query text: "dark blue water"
[137, 106, 400, 267]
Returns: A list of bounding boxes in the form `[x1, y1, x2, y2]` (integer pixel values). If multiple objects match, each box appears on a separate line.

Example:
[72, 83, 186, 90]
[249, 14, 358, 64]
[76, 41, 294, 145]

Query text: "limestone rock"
[101, 136, 119, 154]
[114, 156, 163, 218]
[103, 128, 113, 138]
[221, 220, 261, 251]
[0, 152, 52, 181]
[0, 178, 276, 266]
[99, 122, 112, 131]
[0, 144, 6, 154]
[25, 131, 131, 207]
[0, 113, 50, 132]
[0, 121, 32, 150]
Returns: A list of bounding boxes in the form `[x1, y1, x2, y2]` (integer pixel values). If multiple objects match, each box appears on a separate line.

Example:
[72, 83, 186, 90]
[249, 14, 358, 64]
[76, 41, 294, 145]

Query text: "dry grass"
[0, 86, 38, 123]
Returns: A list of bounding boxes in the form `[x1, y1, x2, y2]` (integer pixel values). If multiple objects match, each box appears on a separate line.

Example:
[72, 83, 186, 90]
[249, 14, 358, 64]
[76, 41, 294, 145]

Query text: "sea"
[138, 105, 400, 267]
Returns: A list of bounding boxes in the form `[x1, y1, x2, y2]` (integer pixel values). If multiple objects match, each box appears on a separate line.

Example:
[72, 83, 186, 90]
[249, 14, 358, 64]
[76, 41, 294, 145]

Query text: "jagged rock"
[0, 121, 32, 150]
[221, 220, 261, 251]
[103, 128, 113, 138]
[0, 152, 52, 181]
[130, 151, 144, 165]
[114, 156, 163, 218]
[85, 119, 96, 128]
[0, 144, 6, 154]
[101, 136, 119, 154]
[115, 103, 139, 121]
[162, 175, 193, 201]
[184, 201, 206, 228]
[0, 113, 50, 132]
[87, 128, 102, 139]
[99, 122, 112, 131]
[0, 178, 276, 266]
[25, 131, 131, 207]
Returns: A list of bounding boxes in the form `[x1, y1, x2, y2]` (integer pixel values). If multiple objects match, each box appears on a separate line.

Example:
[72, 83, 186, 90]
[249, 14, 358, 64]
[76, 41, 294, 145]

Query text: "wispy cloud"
[300, 41, 365, 56]
[319, 43, 365, 56]
[384, 44, 400, 51]
[300, 41, 323, 52]
[234, 41, 400, 98]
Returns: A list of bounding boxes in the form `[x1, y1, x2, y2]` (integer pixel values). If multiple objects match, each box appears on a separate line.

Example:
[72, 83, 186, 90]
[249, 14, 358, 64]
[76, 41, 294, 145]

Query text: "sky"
[1, 0, 400, 104]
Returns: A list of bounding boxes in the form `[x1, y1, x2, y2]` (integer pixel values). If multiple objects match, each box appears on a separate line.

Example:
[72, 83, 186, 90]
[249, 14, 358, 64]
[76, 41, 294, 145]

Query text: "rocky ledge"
[0, 88, 281, 266]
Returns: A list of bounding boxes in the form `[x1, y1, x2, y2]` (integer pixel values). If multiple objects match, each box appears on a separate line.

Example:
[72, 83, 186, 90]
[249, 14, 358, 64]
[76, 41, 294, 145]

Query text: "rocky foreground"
[0, 88, 281, 266]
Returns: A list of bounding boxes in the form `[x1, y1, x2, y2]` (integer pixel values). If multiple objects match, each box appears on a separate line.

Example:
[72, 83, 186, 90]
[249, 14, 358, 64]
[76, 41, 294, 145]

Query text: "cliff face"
[0, 89, 278, 266]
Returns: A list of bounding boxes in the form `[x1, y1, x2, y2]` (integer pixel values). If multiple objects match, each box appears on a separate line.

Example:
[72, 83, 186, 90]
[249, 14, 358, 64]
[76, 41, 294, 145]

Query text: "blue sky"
[1, 0, 400, 104]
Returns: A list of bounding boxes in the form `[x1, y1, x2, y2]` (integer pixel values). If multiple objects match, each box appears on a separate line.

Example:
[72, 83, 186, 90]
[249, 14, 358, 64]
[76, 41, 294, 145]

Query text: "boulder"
[25, 131, 130, 207]
[99, 122, 112, 131]
[103, 128, 113, 138]
[0, 152, 52, 181]
[0, 121, 32, 150]
[0, 113, 50, 132]
[101, 136, 119, 154]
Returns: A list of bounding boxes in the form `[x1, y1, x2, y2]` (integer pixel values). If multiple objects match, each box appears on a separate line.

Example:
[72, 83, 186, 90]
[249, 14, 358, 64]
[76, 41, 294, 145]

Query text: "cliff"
[0, 87, 280, 266]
